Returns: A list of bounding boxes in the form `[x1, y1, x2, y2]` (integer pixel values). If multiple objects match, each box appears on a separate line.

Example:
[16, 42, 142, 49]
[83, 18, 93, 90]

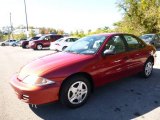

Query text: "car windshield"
[27, 37, 32, 41]
[140, 34, 154, 41]
[38, 36, 47, 40]
[65, 35, 107, 55]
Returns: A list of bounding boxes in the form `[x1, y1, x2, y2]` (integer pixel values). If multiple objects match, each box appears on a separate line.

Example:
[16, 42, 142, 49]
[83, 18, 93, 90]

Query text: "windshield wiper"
[65, 50, 79, 54]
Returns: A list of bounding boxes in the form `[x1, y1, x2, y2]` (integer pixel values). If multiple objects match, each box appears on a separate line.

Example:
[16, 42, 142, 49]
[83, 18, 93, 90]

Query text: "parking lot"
[0, 46, 160, 120]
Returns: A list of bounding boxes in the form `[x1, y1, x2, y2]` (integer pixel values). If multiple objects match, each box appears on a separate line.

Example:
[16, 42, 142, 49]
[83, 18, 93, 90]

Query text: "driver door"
[98, 35, 129, 85]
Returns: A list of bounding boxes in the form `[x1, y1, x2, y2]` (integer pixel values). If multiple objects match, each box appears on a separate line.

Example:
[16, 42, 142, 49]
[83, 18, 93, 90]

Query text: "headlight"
[22, 75, 55, 86]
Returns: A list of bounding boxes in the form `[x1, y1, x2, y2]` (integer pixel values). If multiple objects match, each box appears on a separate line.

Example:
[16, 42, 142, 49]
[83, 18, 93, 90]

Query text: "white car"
[50, 37, 79, 51]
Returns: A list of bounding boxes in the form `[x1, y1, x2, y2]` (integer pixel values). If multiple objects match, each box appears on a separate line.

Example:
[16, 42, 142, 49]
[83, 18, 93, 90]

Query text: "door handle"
[114, 60, 121, 63]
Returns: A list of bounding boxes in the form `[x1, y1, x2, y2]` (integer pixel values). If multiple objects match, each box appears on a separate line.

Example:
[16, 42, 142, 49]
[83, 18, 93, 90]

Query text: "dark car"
[21, 37, 40, 48]
[28, 34, 63, 50]
[10, 33, 156, 108]
[140, 34, 160, 47]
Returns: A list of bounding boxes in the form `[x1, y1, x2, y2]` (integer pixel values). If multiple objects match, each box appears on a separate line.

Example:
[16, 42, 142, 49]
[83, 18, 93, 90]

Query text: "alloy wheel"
[68, 81, 88, 104]
[37, 44, 42, 50]
[145, 61, 153, 76]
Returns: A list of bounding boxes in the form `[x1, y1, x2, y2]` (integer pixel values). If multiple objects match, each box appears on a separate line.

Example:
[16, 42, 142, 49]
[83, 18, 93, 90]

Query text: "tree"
[13, 33, 27, 40]
[57, 29, 64, 35]
[0, 30, 3, 40]
[39, 27, 46, 34]
[115, 0, 160, 35]
[30, 29, 36, 37]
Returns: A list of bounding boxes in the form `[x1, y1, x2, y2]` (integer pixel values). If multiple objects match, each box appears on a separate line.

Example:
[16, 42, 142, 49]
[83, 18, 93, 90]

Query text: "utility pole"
[9, 12, 14, 39]
[24, 0, 29, 38]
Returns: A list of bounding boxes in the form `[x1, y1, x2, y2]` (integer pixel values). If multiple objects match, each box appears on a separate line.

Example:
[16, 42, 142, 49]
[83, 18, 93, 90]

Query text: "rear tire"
[60, 75, 91, 108]
[142, 59, 153, 78]
[22, 44, 27, 49]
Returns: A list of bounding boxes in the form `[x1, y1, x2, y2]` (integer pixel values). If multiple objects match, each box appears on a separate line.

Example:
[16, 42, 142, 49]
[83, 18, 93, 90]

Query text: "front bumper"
[50, 44, 62, 51]
[10, 75, 60, 105]
[28, 43, 36, 49]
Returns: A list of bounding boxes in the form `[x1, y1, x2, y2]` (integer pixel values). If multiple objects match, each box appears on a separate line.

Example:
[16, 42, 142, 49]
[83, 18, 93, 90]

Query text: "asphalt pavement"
[0, 46, 160, 120]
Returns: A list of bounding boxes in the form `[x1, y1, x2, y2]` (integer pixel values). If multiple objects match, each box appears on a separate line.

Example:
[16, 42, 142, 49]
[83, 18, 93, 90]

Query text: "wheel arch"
[146, 55, 154, 65]
[59, 72, 95, 96]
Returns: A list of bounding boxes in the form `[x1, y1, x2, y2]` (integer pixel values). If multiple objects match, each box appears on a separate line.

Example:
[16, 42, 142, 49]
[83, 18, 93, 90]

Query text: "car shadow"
[33, 48, 50, 51]
[29, 68, 160, 120]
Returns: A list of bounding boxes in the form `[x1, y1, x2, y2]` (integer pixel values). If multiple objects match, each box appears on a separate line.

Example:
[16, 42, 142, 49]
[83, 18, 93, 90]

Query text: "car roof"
[90, 33, 132, 37]
[62, 37, 79, 39]
[45, 34, 63, 36]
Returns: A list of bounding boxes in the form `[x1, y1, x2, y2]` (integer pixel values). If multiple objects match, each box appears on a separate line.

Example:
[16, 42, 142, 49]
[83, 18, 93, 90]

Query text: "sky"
[0, 0, 122, 33]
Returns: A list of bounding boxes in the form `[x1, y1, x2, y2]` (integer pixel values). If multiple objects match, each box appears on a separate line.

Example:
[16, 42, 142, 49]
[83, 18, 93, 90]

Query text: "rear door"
[123, 35, 147, 74]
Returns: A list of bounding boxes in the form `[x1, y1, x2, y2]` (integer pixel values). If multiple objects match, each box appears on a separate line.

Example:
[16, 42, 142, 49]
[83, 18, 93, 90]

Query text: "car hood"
[18, 52, 93, 80]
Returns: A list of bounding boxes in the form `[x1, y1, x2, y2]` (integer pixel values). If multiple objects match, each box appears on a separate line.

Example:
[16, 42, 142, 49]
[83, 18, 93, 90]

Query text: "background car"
[28, 34, 63, 50]
[1, 39, 17, 46]
[50, 37, 79, 51]
[10, 33, 156, 108]
[21, 37, 40, 48]
[9, 40, 20, 47]
[140, 34, 160, 47]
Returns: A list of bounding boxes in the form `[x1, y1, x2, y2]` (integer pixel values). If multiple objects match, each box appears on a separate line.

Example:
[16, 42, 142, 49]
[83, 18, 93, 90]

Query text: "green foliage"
[71, 27, 112, 38]
[39, 27, 64, 35]
[13, 33, 27, 40]
[30, 30, 36, 37]
[0, 30, 3, 40]
[115, 0, 160, 36]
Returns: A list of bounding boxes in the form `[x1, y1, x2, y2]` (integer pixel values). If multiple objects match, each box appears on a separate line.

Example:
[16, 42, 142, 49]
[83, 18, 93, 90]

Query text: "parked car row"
[1, 33, 160, 51]
[21, 34, 79, 51]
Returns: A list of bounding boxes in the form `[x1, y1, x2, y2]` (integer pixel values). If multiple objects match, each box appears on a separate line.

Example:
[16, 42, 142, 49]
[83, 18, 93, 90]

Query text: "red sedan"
[10, 33, 156, 108]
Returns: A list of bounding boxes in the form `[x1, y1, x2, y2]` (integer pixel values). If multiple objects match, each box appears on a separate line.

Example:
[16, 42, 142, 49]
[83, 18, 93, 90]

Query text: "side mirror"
[103, 49, 115, 56]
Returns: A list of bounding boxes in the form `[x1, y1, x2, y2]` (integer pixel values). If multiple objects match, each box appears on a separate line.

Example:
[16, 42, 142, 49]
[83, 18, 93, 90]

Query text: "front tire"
[36, 44, 43, 50]
[1, 43, 5, 46]
[60, 75, 91, 108]
[12, 44, 16, 47]
[142, 59, 153, 78]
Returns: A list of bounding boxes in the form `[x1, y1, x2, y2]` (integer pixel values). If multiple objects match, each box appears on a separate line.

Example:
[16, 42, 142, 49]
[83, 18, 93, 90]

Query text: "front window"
[38, 36, 50, 40]
[65, 35, 107, 54]
[104, 35, 126, 54]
